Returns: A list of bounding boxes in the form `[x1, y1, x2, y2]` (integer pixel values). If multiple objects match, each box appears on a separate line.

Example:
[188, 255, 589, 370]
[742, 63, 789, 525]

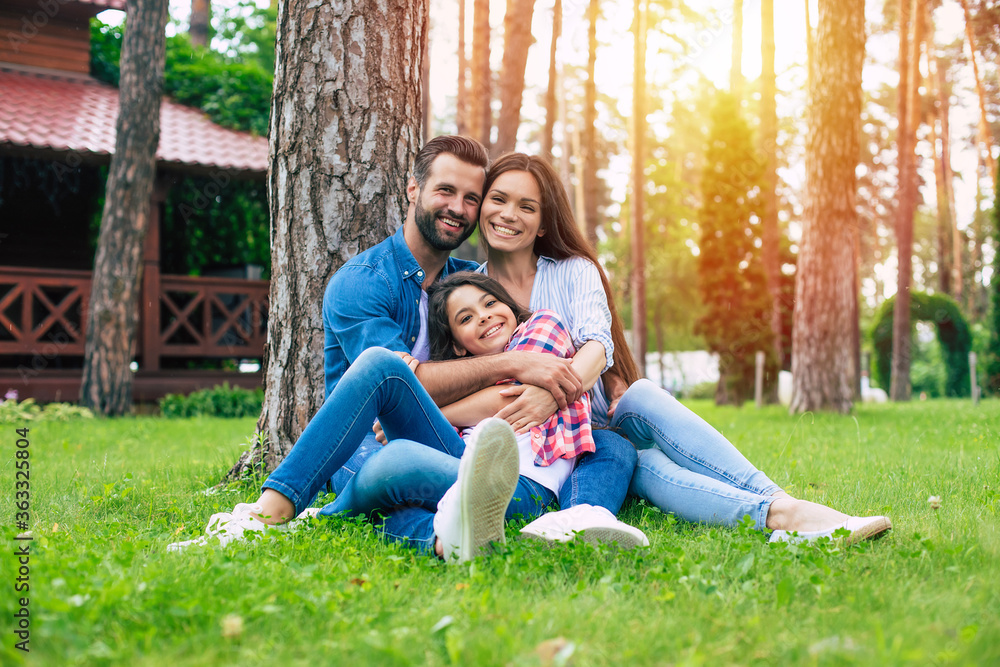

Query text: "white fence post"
[755, 351, 765, 408]
[970, 352, 979, 406]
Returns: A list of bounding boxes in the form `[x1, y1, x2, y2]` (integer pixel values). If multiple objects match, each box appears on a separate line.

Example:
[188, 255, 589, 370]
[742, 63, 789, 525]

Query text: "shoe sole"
[455, 419, 519, 561]
[520, 525, 648, 550]
[843, 516, 892, 546]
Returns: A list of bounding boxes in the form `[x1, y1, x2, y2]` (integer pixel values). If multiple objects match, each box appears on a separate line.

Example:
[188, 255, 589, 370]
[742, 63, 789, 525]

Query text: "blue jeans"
[262, 348, 465, 515]
[612, 379, 782, 531]
[319, 440, 554, 553]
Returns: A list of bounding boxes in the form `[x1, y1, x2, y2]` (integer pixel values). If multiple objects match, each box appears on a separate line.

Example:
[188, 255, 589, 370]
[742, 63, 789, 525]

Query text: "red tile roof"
[0, 67, 268, 176]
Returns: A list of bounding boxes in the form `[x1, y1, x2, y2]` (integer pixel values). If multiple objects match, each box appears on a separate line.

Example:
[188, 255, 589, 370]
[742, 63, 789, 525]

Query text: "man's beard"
[414, 199, 476, 251]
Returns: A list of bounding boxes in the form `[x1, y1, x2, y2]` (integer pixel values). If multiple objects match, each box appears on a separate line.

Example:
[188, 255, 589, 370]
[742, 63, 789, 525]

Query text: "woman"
[476, 152, 891, 544]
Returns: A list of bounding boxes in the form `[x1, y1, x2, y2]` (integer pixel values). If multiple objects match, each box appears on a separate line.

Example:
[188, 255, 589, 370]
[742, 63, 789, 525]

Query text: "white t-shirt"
[411, 290, 431, 362]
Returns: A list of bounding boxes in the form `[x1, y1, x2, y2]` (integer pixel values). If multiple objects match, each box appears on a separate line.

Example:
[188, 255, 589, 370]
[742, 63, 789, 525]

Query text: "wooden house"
[0, 0, 269, 402]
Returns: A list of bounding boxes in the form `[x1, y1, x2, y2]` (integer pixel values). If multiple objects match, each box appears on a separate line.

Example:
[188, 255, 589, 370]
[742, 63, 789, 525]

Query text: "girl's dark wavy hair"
[426, 271, 531, 361]
[480, 153, 640, 385]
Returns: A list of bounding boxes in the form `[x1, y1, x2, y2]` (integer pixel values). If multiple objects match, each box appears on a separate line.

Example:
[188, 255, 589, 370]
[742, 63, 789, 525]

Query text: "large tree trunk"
[227, 0, 428, 479]
[631, 0, 647, 378]
[759, 0, 782, 399]
[889, 0, 920, 402]
[457, 0, 469, 135]
[541, 0, 561, 160]
[959, 0, 997, 189]
[731, 0, 743, 98]
[494, 0, 537, 156]
[190, 0, 210, 48]
[469, 0, 492, 149]
[79, 0, 169, 416]
[788, 0, 864, 414]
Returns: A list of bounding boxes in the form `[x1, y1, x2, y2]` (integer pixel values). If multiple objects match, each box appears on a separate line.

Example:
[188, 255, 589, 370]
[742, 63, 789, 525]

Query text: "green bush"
[684, 381, 718, 400]
[0, 398, 94, 422]
[159, 383, 263, 418]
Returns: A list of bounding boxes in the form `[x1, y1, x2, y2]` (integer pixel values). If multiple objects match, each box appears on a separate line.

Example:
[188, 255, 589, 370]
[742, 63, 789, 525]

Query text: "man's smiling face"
[410, 153, 485, 252]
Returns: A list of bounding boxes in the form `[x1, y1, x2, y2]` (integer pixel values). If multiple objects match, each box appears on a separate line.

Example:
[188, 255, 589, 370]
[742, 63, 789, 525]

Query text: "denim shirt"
[322, 226, 478, 397]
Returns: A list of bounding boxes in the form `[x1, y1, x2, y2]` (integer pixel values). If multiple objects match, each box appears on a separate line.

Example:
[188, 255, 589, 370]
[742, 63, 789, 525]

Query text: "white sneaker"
[769, 515, 892, 545]
[520, 504, 650, 549]
[167, 503, 272, 552]
[433, 418, 519, 563]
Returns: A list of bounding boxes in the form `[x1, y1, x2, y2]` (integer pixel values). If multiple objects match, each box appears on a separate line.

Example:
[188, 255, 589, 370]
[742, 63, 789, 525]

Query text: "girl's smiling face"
[479, 169, 544, 254]
[446, 284, 517, 357]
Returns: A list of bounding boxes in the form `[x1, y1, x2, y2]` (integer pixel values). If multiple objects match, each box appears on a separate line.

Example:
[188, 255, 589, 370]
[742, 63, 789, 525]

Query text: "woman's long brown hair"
[481, 153, 640, 386]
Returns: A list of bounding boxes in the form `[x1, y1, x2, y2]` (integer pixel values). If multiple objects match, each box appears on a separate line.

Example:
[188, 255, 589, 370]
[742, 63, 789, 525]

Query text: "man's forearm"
[415, 354, 524, 405]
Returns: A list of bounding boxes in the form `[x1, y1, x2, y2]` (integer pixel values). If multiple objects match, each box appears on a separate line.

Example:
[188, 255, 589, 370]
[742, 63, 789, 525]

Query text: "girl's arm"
[494, 339, 606, 433]
[439, 386, 514, 429]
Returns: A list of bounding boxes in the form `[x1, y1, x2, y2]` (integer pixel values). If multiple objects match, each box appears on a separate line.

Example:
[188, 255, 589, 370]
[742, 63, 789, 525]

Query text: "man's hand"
[495, 384, 558, 434]
[393, 351, 420, 372]
[508, 351, 583, 409]
[373, 420, 387, 445]
[604, 371, 629, 419]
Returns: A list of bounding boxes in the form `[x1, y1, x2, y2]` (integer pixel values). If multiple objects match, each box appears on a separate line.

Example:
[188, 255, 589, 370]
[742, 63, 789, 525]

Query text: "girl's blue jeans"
[319, 439, 555, 553]
[613, 379, 782, 531]
[262, 347, 636, 521]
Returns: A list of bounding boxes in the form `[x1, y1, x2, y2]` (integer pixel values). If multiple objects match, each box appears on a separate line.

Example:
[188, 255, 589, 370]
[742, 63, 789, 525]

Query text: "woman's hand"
[603, 371, 628, 419]
[494, 384, 558, 434]
[393, 351, 420, 372]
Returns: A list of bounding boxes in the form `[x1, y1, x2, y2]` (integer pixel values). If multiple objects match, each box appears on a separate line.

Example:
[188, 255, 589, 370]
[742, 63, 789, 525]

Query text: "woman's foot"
[769, 515, 892, 545]
[766, 498, 850, 533]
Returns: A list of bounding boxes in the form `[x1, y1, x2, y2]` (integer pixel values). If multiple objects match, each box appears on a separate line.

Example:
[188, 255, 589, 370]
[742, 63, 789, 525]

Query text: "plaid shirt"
[501, 310, 595, 467]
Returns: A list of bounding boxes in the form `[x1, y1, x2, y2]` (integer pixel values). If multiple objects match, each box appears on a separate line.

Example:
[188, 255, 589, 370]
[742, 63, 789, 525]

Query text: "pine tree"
[696, 92, 774, 405]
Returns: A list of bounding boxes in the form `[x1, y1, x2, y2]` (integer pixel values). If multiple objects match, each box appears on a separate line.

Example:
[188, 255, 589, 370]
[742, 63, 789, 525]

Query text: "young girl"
[319, 271, 646, 559]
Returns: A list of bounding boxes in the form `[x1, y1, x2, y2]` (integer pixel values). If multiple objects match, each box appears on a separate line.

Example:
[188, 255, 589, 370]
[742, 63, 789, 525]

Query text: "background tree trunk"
[582, 0, 599, 247]
[494, 0, 537, 156]
[631, 0, 647, 377]
[469, 0, 492, 149]
[190, 0, 210, 48]
[79, 0, 169, 416]
[731, 0, 743, 99]
[929, 54, 954, 296]
[959, 0, 997, 188]
[889, 0, 919, 402]
[227, 0, 428, 479]
[541, 0, 561, 161]
[759, 0, 782, 396]
[457, 0, 469, 135]
[789, 0, 864, 414]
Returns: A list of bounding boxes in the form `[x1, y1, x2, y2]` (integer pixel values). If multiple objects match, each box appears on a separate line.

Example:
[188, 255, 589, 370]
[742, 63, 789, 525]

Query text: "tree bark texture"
[631, 0, 647, 377]
[789, 0, 864, 414]
[494, 0, 537, 157]
[759, 0, 783, 389]
[469, 0, 492, 148]
[79, 0, 169, 416]
[541, 0, 561, 161]
[227, 0, 428, 479]
[457, 0, 468, 135]
[582, 0, 599, 247]
[190, 0, 210, 48]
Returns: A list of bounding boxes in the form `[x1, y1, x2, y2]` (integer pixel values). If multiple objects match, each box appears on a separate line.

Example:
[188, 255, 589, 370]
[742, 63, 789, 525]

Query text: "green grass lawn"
[2, 399, 998, 666]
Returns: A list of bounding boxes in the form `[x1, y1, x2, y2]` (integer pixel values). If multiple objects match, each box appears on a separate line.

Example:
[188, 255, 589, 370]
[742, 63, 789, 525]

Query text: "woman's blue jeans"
[319, 440, 555, 553]
[612, 379, 782, 531]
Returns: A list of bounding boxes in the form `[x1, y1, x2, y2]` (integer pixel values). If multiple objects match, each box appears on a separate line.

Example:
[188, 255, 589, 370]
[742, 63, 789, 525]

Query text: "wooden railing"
[0, 266, 268, 368]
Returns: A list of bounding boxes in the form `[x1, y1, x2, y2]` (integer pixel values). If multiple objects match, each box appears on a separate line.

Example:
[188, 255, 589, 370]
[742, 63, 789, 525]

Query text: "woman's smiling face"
[479, 169, 544, 254]
[446, 284, 517, 357]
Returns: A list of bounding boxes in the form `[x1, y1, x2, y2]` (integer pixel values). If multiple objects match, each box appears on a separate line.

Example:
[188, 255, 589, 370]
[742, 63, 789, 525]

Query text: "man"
[171, 136, 644, 558]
